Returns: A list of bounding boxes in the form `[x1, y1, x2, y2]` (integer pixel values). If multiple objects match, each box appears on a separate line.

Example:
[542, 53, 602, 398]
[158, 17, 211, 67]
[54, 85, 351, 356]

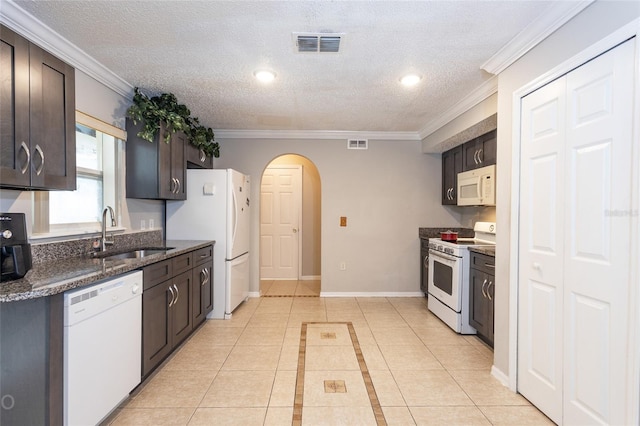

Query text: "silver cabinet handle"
[487, 281, 493, 301]
[168, 285, 176, 307]
[200, 269, 207, 286]
[478, 148, 483, 163]
[20, 141, 30, 174]
[169, 178, 176, 194]
[34, 144, 45, 175]
[473, 150, 478, 164]
[199, 149, 206, 162]
[173, 178, 178, 193]
[423, 255, 429, 268]
[484, 263, 495, 269]
[175, 178, 181, 194]
[173, 284, 179, 305]
[204, 268, 210, 285]
[481, 278, 488, 298]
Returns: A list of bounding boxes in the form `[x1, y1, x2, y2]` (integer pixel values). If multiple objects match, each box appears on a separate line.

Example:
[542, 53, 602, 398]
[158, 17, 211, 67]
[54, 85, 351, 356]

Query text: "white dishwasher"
[64, 270, 142, 426]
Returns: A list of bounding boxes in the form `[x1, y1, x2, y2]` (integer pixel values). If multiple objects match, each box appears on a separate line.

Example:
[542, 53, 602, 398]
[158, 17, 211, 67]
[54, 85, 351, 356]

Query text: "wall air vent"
[293, 32, 345, 53]
[347, 139, 368, 150]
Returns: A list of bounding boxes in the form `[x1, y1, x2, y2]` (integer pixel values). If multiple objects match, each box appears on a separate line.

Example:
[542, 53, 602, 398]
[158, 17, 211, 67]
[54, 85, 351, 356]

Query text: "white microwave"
[457, 164, 496, 206]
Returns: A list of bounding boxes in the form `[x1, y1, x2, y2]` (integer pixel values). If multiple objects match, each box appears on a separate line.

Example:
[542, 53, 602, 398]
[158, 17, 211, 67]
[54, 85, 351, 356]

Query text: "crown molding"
[214, 129, 421, 141]
[481, 0, 594, 75]
[418, 76, 497, 140]
[0, 0, 133, 98]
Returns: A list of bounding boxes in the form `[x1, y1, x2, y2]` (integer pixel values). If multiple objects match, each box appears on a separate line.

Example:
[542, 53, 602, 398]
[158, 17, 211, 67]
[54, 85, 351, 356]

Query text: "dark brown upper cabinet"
[441, 145, 463, 205]
[125, 118, 186, 200]
[462, 129, 497, 171]
[1, 25, 76, 190]
[186, 142, 213, 169]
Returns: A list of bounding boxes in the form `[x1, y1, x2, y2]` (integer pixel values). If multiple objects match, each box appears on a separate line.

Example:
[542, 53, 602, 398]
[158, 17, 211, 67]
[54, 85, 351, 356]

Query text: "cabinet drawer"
[469, 252, 495, 275]
[194, 245, 213, 266]
[172, 252, 193, 276]
[143, 260, 172, 290]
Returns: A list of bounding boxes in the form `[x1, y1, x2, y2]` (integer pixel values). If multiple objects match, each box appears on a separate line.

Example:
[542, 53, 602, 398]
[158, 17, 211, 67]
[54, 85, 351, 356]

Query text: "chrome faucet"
[101, 206, 116, 251]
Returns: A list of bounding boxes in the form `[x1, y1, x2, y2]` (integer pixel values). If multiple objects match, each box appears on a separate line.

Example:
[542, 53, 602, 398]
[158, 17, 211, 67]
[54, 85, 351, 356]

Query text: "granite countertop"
[419, 227, 474, 240]
[469, 246, 496, 257]
[0, 240, 215, 302]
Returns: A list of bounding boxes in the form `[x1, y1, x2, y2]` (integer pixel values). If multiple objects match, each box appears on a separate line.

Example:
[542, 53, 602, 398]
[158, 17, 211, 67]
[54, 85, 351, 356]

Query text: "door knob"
[292, 228, 298, 233]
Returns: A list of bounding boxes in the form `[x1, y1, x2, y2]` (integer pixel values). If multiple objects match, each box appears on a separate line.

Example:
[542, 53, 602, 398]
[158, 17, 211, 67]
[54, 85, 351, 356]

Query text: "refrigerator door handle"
[231, 181, 238, 251]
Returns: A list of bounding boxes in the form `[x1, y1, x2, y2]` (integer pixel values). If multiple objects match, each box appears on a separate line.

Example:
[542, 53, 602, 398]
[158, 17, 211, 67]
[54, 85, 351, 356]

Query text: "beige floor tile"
[303, 370, 372, 407]
[392, 370, 473, 406]
[295, 281, 321, 296]
[371, 326, 423, 346]
[306, 323, 352, 345]
[277, 344, 300, 370]
[255, 297, 293, 313]
[291, 297, 325, 311]
[369, 370, 406, 406]
[190, 324, 244, 346]
[351, 324, 377, 346]
[287, 311, 328, 327]
[450, 370, 529, 406]
[357, 297, 396, 313]
[199, 370, 275, 407]
[301, 406, 378, 426]
[305, 345, 360, 371]
[409, 406, 491, 425]
[382, 406, 417, 425]
[359, 345, 390, 371]
[162, 344, 232, 371]
[363, 310, 406, 324]
[236, 326, 285, 346]
[269, 370, 297, 407]
[326, 312, 369, 329]
[127, 370, 216, 408]
[188, 407, 266, 425]
[429, 345, 493, 371]
[110, 407, 195, 425]
[260, 280, 274, 295]
[478, 405, 555, 425]
[221, 345, 281, 370]
[265, 281, 298, 297]
[412, 326, 472, 347]
[402, 312, 448, 328]
[283, 326, 303, 346]
[247, 312, 290, 328]
[264, 406, 294, 426]
[378, 345, 443, 371]
[324, 297, 360, 311]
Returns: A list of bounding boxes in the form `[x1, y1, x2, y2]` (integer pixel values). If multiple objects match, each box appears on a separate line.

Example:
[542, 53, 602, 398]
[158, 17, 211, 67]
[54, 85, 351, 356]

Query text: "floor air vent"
[294, 33, 344, 53]
[347, 139, 368, 150]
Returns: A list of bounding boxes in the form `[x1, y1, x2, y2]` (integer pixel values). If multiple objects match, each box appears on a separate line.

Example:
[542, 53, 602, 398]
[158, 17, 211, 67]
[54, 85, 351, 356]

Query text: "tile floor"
[107, 296, 553, 425]
[260, 280, 321, 297]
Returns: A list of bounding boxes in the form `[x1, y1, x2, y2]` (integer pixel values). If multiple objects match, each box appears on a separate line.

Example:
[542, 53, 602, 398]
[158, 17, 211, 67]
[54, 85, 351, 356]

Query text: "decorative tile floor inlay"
[293, 322, 387, 426]
[324, 380, 347, 393]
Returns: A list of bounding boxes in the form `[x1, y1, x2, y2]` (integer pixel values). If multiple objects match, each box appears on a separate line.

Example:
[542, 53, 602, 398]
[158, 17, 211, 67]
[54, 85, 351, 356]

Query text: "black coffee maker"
[1, 213, 32, 282]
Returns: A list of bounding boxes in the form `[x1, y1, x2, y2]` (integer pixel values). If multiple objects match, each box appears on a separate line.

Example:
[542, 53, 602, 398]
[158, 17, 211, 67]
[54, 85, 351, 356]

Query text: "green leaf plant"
[127, 87, 220, 158]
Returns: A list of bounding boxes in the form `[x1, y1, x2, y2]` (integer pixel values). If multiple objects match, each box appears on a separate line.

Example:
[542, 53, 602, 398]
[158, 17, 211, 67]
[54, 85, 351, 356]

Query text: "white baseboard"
[301, 275, 321, 281]
[491, 365, 510, 387]
[247, 291, 260, 298]
[320, 291, 425, 298]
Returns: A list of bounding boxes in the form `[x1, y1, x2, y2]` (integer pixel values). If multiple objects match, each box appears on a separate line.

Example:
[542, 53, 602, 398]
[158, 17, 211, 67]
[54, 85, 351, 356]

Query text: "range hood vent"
[293, 33, 345, 53]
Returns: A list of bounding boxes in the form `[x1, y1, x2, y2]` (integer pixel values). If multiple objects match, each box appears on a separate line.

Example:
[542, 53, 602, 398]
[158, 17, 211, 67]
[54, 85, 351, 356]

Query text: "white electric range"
[427, 222, 496, 333]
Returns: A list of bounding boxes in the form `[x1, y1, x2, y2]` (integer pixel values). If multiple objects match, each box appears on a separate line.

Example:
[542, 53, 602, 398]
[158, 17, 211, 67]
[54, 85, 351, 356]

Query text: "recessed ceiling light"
[254, 69, 276, 83]
[400, 73, 422, 87]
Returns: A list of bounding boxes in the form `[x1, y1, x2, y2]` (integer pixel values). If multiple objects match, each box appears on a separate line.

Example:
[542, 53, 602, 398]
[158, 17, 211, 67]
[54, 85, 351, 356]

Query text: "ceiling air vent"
[293, 33, 344, 53]
[347, 139, 368, 150]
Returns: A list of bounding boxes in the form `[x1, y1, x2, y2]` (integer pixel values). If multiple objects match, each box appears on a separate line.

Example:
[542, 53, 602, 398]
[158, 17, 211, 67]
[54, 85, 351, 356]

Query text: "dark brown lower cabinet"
[141, 245, 214, 378]
[468, 252, 495, 347]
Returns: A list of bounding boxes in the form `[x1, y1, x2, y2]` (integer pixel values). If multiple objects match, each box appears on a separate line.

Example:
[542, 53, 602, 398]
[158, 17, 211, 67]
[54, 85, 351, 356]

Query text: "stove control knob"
[437, 245, 443, 251]
[444, 248, 454, 255]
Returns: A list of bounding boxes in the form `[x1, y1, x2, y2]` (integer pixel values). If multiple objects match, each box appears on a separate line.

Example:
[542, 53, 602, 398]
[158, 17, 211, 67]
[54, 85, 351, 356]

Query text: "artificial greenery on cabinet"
[127, 87, 220, 158]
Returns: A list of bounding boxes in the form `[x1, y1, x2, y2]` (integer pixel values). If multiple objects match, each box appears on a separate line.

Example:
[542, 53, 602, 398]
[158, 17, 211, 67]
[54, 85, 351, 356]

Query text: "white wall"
[494, 0, 640, 378]
[214, 138, 462, 295]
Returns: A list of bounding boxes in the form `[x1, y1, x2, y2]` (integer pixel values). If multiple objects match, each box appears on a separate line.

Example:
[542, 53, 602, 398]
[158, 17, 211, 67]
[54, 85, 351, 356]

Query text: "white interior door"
[260, 165, 302, 280]
[518, 40, 635, 425]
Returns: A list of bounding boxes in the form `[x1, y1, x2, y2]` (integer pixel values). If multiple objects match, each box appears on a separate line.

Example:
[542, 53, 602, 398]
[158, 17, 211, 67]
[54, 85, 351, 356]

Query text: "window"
[32, 112, 125, 237]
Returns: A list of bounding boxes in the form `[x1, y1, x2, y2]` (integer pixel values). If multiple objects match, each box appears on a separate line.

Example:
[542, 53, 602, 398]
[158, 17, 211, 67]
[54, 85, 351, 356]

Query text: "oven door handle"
[428, 249, 459, 263]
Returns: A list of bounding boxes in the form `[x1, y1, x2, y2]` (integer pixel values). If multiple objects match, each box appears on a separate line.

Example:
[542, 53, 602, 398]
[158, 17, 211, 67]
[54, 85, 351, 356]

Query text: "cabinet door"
[462, 130, 497, 171]
[441, 145, 463, 205]
[0, 26, 30, 187]
[171, 271, 193, 345]
[202, 260, 214, 316]
[192, 261, 213, 327]
[158, 128, 186, 200]
[468, 268, 489, 337]
[186, 141, 213, 169]
[462, 138, 482, 171]
[479, 130, 497, 166]
[28, 44, 76, 190]
[171, 131, 186, 199]
[142, 281, 172, 377]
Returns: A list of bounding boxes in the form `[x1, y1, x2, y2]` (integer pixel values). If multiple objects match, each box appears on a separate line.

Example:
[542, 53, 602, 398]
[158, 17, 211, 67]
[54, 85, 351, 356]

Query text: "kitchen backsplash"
[31, 229, 163, 264]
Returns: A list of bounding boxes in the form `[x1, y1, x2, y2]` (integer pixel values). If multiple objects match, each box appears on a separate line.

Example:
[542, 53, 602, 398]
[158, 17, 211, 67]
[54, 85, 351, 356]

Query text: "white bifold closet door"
[518, 39, 635, 425]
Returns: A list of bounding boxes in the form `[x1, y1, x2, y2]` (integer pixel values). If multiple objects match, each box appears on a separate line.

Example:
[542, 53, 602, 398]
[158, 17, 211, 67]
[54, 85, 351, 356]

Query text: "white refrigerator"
[166, 169, 250, 319]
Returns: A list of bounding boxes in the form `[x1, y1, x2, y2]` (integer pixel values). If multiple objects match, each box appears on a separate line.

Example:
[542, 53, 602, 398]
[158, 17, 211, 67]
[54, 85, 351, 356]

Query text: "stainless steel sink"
[94, 247, 175, 261]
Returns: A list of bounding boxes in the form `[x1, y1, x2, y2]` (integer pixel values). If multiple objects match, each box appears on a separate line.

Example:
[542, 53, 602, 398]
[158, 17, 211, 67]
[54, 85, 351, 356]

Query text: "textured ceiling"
[14, 0, 555, 133]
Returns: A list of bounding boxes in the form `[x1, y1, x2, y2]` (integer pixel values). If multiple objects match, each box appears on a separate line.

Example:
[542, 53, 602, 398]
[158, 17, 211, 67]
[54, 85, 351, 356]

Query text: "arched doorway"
[259, 154, 321, 296]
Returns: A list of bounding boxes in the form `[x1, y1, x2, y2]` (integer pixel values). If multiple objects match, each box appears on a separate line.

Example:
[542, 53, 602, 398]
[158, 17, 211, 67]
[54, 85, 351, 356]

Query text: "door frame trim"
[508, 18, 640, 423]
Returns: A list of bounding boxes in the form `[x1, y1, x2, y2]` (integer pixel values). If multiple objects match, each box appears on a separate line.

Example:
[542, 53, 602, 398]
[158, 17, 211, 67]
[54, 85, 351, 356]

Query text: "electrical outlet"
[149, 219, 155, 229]
[339, 262, 346, 271]
[340, 216, 347, 227]
[140, 219, 146, 230]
